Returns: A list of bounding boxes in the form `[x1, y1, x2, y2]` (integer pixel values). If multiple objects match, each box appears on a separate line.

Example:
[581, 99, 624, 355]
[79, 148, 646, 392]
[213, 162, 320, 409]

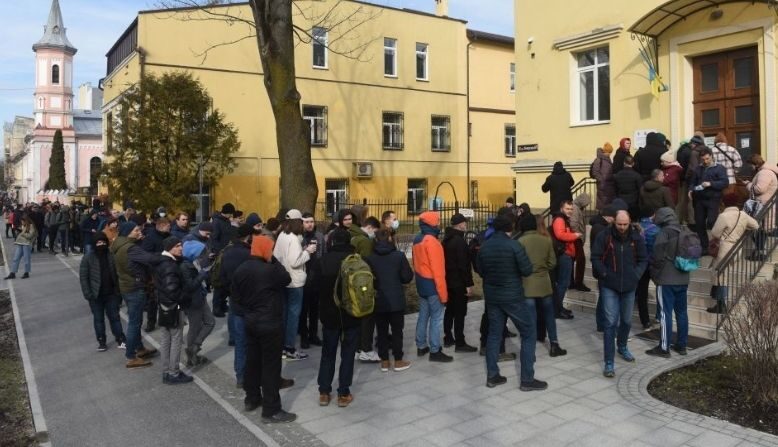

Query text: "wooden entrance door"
[693, 47, 759, 159]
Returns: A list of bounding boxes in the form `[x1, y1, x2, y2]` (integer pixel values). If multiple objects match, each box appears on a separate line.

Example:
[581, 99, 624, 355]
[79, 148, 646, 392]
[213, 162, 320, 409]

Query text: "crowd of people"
[1, 128, 769, 424]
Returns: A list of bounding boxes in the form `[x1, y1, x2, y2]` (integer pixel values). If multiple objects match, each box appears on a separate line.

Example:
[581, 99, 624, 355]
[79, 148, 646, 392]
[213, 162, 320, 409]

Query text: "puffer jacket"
[614, 166, 643, 207]
[476, 232, 533, 304]
[412, 223, 447, 303]
[542, 163, 575, 211]
[649, 208, 690, 286]
[231, 257, 291, 334]
[218, 240, 251, 315]
[748, 165, 778, 205]
[518, 230, 556, 298]
[591, 224, 648, 293]
[366, 240, 413, 313]
[570, 193, 591, 242]
[591, 148, 615, 210]
[79, 251, 120, 301]
[634, 132, 667, 180]
[273, 231, 309, 288]
[640, 180, 674, 212]
[154, 253, 194, 309]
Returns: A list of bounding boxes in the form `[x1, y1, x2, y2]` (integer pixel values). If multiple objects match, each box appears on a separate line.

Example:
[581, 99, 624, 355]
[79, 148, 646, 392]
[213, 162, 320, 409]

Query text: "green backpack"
[334, 254, 375, 318]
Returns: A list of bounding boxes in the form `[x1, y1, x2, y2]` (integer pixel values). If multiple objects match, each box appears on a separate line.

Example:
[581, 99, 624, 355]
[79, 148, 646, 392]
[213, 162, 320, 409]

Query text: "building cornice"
[552, 24, 623, 51]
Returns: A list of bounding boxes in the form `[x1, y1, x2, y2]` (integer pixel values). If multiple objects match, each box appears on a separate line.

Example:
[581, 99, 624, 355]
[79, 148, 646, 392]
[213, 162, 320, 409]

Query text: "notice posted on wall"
[633, 129, 657, 149]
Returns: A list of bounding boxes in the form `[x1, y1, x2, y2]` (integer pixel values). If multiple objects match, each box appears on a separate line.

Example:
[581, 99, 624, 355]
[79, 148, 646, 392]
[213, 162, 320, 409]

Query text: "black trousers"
[375, 311, 404, 361]
[479, 306, 506, 353]
[443, 288, 468, 345]
[298, 284, 320, 341]
[360, 314, 376, 352]
[244, 327, 282, 417]
[635, 270, 651, 327]
[535, 298, 547, 342]
[571, 239, 586, 287]
[693, 197, 719, 251]
[47, 226, 58, 252]
[145, 286, 158, 327]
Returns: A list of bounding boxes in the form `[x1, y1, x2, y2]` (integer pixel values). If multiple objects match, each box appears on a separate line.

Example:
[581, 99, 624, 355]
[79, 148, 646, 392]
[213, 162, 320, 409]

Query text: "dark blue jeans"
[553, 254, 573, 315]
[596, 286, 607, 331]
[213, 286, 228, 313]
[525, 296, 557, 342]
[122, 289, 147, 360]
[229, 311, 247, 382]
[317, 326, 359, 396]
[88, 294, 125, 343]
[486, 300, 536, 383]
[601, 287, 634, 364]
[658, 285, 689, 351]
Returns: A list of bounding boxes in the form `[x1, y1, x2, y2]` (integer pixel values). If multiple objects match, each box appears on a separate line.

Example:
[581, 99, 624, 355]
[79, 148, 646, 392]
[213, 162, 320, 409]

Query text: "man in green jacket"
[349, 215, 381, 363]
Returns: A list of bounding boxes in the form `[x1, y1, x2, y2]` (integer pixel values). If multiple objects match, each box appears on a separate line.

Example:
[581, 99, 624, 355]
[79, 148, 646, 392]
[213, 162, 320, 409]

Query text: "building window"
[407, 179, 427, 214]
[384, 38, 397, 77]
[510, 63, 516, 92]
[325, 179, 348, 217]
[303, 105, 327, 147]
[382, 112, 403, 150]
[431, 115, 451, 152]
[52, 64, 60, 84]
[574, 46, 610, 123]
[313, 27, 328, 68]
[89, 157, 102, 193]
[504, 124, 516, 157]
[416, 43, 428, 80]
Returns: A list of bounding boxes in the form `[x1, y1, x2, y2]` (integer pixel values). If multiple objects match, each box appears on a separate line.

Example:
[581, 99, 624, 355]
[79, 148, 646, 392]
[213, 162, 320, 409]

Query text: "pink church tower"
[31, 0, 77, 194]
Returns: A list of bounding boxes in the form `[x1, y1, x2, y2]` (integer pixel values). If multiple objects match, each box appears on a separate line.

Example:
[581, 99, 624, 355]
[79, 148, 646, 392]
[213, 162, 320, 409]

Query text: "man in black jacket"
[141, 217, 171, 332]
[541, 161, 574, 211]
[689, 148, 729, 252]
[591, 211, 647, 378]
[299, 212, 325, 349]
[588, 206, 616, 332]
[212, 203, 237, 315]
[613, 156, 643, 219]
[634, 132, 668, 181]
[231, 235, 296, 423]
[221, 224, 253, 387]
[442, 213, 476, 352]
[79, 232, 125, 352]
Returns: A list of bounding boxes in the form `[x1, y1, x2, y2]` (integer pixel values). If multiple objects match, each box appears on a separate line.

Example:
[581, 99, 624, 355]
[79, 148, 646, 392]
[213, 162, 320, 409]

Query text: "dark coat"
[592, 149, 615, 210]
[634, 133, 667, 181]
[218, 240, 251, 315]
[476, 232, 533, 304]
[612, 148, 629, 174]
[210, 214, 235, 254]
[180, 260, 208, 309]
[141, 228, 168, 254]
[649, 208, 690, 286]
[153, 255, 198, 309]
[589, 214, 610, 253]
[303, 230, 325, 287]
[541, 164, 574, 211]
[169, 223, 189, 240]
[231, 257, 291, 334]
[639, 180, 674, 213]
[676, 143, 693, 179]
[79, 251, 120, 301]
[689, 163, 728, 202]
[80, 217, 100, 247]
[366, 240, 413, 313]
[613, 166, 643, 207]
[591, 224, 648, 293]
[110, 236, 163, 294]
[442, 227, 474, 292]
[318, 244, 362, 330]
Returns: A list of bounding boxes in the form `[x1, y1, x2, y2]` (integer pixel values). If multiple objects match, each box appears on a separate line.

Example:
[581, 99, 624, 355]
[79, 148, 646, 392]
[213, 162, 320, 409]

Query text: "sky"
[0, 0, 514, 148]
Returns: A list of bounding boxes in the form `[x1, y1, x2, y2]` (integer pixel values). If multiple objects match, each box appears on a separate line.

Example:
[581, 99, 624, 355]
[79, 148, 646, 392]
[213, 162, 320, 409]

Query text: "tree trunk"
[250, 0, 318, 215]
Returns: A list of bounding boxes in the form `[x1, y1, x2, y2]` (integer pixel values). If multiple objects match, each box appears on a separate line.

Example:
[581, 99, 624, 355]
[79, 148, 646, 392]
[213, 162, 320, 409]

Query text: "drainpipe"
[466, 40, 473, 205]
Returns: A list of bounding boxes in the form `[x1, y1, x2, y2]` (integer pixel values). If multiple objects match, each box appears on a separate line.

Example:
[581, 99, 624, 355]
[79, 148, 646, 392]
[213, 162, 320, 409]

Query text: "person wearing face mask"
[80, 232, 127, 352]
[299, 213, 325, 349]
[381, 210, 400, 243]
[349, 215, 381, 363]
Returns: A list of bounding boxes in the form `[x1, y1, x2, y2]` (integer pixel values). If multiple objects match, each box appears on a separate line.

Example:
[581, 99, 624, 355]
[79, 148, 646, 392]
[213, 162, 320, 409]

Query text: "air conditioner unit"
[353, 161, 373, 178]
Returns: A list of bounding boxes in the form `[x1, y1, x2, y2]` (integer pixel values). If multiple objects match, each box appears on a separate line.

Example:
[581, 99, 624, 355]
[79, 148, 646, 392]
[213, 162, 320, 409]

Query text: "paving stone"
[594, 402, 644, 422]
[423, 427, 469, 447]
[546, 401, 592, 420]
[575, 430, 633, 447]
[545, 419, 599, 444]
[317, 422, 377, 446]
[686, 431, 743, 447]
[645, 427, 696, 447]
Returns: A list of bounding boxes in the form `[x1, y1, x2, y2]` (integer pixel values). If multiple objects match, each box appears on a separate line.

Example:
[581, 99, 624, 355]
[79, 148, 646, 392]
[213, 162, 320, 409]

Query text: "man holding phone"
[300, 213, 325, 348]
[688, 147, 728, 254]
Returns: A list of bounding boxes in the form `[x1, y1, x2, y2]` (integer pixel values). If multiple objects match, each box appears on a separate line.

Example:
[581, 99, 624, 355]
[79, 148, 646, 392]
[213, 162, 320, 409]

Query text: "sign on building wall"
[517, 144, 539, 153]
[633, 129, 657, 149]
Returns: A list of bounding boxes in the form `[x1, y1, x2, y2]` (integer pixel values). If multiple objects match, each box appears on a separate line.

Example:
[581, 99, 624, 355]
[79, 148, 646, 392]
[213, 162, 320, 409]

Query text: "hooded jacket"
[210, 214, 235, 253]
[366, 240, 413, 313]
[79, 247, 120, 300]
[612, 138, 631, 174]
[640, 179, 674, 213]
[634, 132, 668, 180]
[348, 225, 373, 258]
[442, 227, 474, 292]
[141, 227, 168, 254]
[613, 166, 643, 207]
[591, 223, 648, 293]
[153, 252, 198, 310]
[518, 230, 556, 298]
[231, 256, 291, 335]
[180, 241, 209, 309]
[111, 236, 163, 294]
[476, 232, 533, 304]
[412, 213, 447, 303]
[273, 230, 310, 288]
[542, 162, 575, 211]
[649, 208, 690, 286]
[570, 193, 591, 241]
[592, 148, 615, 210]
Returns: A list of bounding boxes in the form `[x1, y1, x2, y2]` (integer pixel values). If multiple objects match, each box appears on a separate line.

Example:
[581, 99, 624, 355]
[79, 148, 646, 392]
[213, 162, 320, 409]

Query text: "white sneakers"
[357, 350, 381, 363]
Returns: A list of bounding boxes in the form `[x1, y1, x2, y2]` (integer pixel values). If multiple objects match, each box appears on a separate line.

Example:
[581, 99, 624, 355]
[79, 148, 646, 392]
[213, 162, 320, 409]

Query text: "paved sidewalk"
[6, 235, 778, 446]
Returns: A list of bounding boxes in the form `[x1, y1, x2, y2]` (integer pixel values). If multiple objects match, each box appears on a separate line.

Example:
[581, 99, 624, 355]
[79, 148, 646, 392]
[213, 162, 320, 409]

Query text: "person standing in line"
[591, 211, 647, 378]
[612, 137, 632, 174]
[367, 229, 414, 372]
[170, 212, 190, 240]
[58, 205, 71, 256]
[45, 204, 64, 254]
[180, 240, 216, 367]
[30, 204, 45, 252]
[349, 214, 381, 363]
[273, 209, 317, 361]
[4, 216, 36, 280]
[550, 201, 581, 319]
[141, 217, 171, 333]
[640, 169, 675, 212]
[646, 208, 691, 358]
[681, 135, 708, 226]
[541, 161, 575, 212]
[569, 193, 591, 292]
[591, 144, 615, 210]
[478, 215, 546, 390]
[688, 148, 728, 255]
[636, 208, 660, 330]
[211, 203, 238, 316]
[661, 151, 683, 205]
[219, 224, 253, 387]
[81, 210, 100, 255]
[413, 211, 452, 362]
[712, 133, 743, 186]
[231, 235, 297, 422]
[380, 210, 400, 244]
[634, 132, 668, 181]
[153, 237, 195, 385]
[614, 156, 643, 220]
[299, 212, 325, 349]
[79, 232, 126, 351]
[442, 213, 477, 352]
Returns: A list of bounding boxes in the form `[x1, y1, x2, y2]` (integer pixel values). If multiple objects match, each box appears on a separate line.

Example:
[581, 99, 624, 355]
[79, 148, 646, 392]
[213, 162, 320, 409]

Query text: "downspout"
[466, 39, 473, 205]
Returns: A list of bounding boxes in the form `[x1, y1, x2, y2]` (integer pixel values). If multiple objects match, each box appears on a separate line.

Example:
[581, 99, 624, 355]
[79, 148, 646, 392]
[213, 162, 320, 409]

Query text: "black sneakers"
[549, 343, 567, 357]
[262, 410, 297, 424]
[519, 379, 548, 392]
[428, 351, 453, 362]
[645, 346, 671, 358]
[671, 345, 688, 356]
[417, 347, 430, 356]
[486, 374, 507, 388]
[455, 343, 478, 353]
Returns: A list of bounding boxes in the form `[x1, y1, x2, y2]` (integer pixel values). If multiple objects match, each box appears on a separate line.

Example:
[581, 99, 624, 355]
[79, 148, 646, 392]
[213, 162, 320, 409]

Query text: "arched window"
[52, 65, 60, 84]
[89, 157, 102, 192]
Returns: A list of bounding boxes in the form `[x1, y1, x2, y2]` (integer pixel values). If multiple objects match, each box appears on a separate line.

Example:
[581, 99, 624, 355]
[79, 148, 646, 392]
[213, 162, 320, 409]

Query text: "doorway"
[693, 46, 759, 160]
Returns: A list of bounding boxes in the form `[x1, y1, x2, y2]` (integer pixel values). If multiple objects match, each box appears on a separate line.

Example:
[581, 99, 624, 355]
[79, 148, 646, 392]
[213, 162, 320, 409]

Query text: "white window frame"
[312, 27, 328, 69]
[382, 112, 404, 150]
[570, 45, 610, 126]
[431, 115, 451, 152]
[407, 179, 427, 215]
[504, 124, 516, 157]
[303, 105, 327, 147]
[384, 38, 397, 78]
[416, 43, 429, 81]
[325, 179, 348, 217]
[509, 63, 516, 93]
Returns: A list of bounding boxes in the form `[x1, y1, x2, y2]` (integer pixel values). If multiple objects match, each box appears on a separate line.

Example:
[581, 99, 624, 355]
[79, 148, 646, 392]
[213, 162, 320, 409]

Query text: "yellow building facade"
[513, 0, 777, 209]
[102, 0, 517, 219]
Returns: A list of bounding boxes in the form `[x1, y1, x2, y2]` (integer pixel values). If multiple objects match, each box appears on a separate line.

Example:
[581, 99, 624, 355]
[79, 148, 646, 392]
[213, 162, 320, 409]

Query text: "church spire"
[32, 0, 77, 55]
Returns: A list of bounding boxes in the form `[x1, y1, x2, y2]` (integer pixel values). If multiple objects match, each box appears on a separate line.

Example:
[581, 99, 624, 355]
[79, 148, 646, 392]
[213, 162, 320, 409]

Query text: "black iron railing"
[541, 177, 599, 227]
[713, 189, 778, 339]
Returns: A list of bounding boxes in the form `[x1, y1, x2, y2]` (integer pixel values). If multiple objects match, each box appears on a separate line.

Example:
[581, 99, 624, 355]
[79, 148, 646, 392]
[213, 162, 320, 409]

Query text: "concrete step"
[577, 276, 714, 304]
[582, 264, 715, 283]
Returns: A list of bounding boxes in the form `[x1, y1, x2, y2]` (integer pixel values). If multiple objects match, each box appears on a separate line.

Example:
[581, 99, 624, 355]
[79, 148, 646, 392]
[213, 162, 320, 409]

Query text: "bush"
[723, 281, 778, 405]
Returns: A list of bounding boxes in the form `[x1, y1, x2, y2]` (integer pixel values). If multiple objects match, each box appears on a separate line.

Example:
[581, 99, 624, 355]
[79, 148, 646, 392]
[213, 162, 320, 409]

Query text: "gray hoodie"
[649, 207, 690, 286]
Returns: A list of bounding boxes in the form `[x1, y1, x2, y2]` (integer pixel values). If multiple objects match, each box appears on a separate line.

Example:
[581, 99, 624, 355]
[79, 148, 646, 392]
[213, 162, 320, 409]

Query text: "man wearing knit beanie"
[413, 211, 452, 362]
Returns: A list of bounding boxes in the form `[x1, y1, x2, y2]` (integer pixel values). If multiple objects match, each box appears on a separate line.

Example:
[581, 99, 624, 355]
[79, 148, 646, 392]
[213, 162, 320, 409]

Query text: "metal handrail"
[713, 188, 778, 339]
[541, 177, 598, 226]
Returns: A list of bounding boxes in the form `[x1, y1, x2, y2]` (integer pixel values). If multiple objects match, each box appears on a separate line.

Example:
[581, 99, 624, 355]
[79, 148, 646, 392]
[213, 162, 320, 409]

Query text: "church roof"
[33, 0, 77, 54]
[73, 110, 101, 137]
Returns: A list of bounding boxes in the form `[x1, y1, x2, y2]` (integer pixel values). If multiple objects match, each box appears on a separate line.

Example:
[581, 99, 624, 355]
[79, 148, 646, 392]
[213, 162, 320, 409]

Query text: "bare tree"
[154, 0, 380, 214]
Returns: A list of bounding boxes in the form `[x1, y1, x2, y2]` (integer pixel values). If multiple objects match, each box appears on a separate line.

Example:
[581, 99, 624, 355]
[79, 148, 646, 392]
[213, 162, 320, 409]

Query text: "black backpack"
[548, 224, 566, 257]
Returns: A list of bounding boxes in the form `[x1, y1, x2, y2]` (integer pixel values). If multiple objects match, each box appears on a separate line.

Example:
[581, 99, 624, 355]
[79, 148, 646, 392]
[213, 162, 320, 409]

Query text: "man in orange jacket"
[551, 201, 583, 319]
[413, 211, 452, 362]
